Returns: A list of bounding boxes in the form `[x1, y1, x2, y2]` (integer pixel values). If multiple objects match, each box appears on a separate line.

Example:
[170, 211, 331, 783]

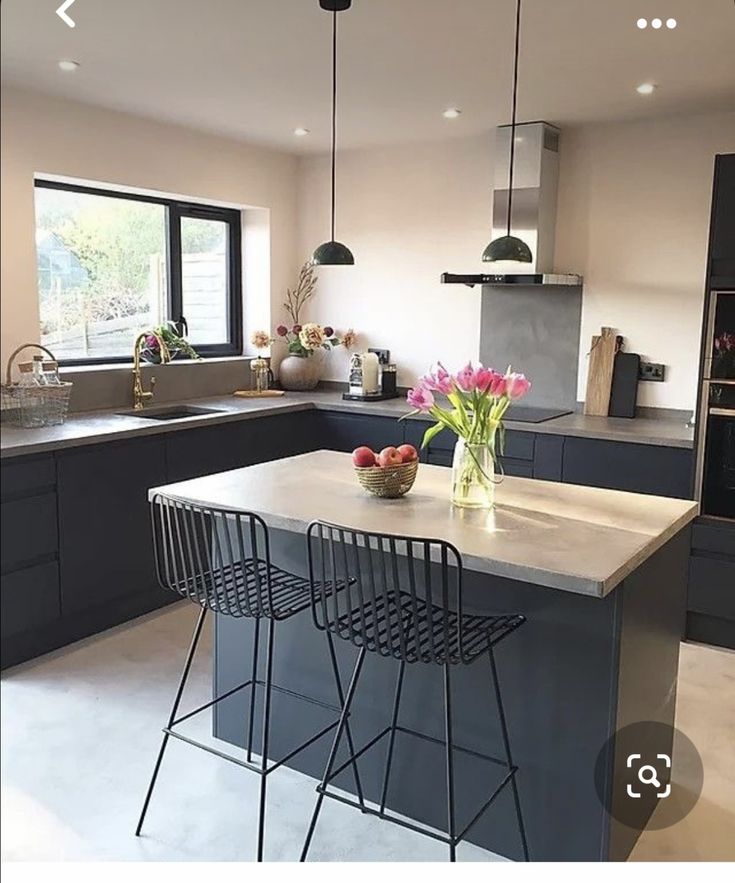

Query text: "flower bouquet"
[140, 322, 200, 364]
[713, 332, 735, 380]
[274, 322, 355, 358]
[404, 362, 531, 508]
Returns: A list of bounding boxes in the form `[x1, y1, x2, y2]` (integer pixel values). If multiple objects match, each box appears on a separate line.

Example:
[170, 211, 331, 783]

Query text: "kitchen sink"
[116, 405, 225, 421]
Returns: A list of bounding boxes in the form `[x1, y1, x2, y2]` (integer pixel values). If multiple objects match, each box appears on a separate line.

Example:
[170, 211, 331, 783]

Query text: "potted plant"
[404, 362, 531, 509]
[140, 322, 200, 364]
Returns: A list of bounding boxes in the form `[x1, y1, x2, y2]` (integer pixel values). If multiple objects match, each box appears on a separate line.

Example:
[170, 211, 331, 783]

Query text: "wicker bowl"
[354, 460, 419, 499]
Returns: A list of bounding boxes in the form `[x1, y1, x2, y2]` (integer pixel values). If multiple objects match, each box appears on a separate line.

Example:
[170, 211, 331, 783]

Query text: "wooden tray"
[233, 390, 285, 398]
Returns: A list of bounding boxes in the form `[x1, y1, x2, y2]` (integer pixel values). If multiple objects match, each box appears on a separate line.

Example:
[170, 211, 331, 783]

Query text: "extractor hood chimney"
[442, 121, 582, 287]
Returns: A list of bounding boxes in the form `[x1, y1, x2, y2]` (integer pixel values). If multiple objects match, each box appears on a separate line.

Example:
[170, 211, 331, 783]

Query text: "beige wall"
[0, 86, 299, 367]
[2, 86, 733, 411]
[298, 111, 735, 410]
[556, 111, 735, 410]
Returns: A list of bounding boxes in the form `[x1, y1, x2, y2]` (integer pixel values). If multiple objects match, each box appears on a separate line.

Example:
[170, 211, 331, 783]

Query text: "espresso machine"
[343, 349, 399, 401]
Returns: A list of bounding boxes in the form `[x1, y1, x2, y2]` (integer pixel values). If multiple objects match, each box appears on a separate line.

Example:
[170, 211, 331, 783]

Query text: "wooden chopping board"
[584, 327, 618, 416]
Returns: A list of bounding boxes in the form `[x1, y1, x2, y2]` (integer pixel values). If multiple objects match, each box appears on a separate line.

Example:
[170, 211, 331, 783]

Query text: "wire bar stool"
[300, 521, 529, 862]
[136, 494, 364, 862]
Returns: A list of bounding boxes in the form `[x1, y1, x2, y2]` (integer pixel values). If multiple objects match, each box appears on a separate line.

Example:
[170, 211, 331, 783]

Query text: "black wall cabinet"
[709, 153, 735, 288]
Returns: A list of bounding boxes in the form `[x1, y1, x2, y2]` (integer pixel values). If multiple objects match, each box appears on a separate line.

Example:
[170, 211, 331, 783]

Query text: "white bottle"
[361, 352, 380, 394]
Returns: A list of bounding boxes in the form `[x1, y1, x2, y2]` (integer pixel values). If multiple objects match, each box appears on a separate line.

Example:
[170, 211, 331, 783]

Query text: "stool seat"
[169, 558, 346, 620]
[336, 592, 525, 664]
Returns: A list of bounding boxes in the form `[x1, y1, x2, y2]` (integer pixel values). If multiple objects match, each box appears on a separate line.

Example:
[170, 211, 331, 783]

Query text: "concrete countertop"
[150, 450, 699, 597]
[0, 389, 694, 459]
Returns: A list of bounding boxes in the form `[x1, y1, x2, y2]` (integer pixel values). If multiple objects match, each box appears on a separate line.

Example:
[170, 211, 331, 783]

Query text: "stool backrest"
[151, 494, 274, 617]
[307, 521, 464, 664]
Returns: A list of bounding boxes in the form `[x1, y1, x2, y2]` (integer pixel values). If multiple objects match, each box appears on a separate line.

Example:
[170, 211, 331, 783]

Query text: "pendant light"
[482, 0, 533, 264]
[313, 0, 354, 265]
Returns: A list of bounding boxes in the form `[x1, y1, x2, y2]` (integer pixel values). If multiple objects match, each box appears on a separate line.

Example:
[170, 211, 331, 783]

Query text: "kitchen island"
[150, 450, 698, 861]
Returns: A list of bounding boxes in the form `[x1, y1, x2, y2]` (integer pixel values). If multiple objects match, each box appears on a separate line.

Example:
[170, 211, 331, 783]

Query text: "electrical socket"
[639, 362, 666, 382]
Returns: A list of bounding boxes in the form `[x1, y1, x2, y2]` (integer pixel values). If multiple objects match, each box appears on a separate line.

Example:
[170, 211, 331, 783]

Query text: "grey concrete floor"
[1, 603, 502, 862]
[2, 603, 734, 862]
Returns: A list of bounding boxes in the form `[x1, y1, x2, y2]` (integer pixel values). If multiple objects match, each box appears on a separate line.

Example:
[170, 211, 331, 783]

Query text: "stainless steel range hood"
[442, 121, 582, 288]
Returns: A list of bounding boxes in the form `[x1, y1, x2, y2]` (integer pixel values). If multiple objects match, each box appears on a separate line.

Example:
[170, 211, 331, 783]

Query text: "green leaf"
[421, 422, 445, 449]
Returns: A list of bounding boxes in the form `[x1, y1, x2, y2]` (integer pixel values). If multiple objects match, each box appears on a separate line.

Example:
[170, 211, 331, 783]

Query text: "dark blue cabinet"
[57, 437, 170, 615]
[561, 437, 693, 499]
[318, 411, 404, 453]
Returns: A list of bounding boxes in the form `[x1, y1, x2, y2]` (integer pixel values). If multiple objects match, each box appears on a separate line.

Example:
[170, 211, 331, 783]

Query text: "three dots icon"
[637, 18, 677, 30]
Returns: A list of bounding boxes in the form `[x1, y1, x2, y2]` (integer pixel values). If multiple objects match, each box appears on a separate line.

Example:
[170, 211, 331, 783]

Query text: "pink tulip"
[454, 362, 476, 393]
[422, 362, 454, 395]
[407, 384, 435, 412]
[505, 372, 532, 400]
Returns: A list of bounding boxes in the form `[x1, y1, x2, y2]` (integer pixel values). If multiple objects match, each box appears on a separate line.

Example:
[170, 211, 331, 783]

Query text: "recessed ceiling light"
[58, 59, 80, 72]
[443, 107, 462, 120]
[636, 18, 648, 29]
[293, 127, 310, 137]
[666, 18, 677, 29]
[651, 17, 663, 29]
[636, 82, 657, 95]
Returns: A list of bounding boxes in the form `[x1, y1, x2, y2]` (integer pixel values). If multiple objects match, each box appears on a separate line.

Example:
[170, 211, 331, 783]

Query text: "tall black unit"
[689, 154, 735, 650]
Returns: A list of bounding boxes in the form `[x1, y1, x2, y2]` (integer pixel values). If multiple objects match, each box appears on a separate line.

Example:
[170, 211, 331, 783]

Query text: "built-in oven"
[696, 290, 735, 521]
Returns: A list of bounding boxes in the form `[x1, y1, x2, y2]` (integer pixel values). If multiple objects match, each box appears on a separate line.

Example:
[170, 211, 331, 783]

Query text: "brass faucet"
[132, 331, 171, 410]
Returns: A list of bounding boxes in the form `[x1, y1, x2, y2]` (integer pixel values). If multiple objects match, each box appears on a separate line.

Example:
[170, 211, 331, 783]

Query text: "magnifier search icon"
[637, 765, 661, 788]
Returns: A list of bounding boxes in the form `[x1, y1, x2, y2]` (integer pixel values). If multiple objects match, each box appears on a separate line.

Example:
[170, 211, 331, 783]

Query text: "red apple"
[378, 446, 403, 467]
[397, 444, 418, 463]
[352, 446, 377, 468]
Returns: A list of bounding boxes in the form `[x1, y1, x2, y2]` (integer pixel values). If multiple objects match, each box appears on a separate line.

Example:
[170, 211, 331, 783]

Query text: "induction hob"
[506, 406, 573, 424]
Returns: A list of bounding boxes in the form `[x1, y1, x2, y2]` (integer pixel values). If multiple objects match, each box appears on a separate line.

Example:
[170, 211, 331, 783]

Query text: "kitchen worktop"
[0, 388, 694, 459]
[151, 449, 698, 597]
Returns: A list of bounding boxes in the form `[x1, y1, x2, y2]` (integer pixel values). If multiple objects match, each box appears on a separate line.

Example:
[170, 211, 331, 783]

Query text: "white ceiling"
[2, 0, 734, 153]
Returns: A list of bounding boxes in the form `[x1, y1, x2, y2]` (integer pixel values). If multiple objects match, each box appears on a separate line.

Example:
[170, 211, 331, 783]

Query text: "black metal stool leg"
[489, 645, 529, 861]
[136, 606, 208, 836]
[300, 646, 367, 862]
[246, 617, 261, 762]
[443, 661, 457, 862]
[255, 617, 276, 862]
[379, 658, 406, 814]
[325, 630, 366, 811]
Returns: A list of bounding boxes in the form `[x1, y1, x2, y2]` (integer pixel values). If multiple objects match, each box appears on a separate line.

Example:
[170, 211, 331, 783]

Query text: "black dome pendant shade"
[483, 234, 532, 263]
[483, 0, 532, 265]
[313, 1, 354, 266]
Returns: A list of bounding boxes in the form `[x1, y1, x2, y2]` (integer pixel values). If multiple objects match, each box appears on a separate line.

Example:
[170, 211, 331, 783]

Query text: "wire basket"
[1, 344, 73, 428]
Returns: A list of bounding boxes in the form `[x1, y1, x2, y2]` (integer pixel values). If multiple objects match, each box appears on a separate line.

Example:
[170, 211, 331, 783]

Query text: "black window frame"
[34, 179, 243, 366]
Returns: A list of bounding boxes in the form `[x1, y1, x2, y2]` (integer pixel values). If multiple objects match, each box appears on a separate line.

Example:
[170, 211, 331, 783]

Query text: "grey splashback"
[62, 357, 255, 413]
[479, 284, 583, 410]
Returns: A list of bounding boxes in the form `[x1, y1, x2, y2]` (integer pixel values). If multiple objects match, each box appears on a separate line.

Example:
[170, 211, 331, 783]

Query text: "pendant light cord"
[330, 9, 338, 243]
[506, 0, 522, 237]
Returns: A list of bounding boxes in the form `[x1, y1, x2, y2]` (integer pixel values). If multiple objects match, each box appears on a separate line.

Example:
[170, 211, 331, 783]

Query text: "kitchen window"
[34, 180, 243, 363]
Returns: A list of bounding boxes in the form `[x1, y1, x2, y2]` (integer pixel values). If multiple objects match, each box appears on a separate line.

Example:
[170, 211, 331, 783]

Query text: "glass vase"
[451, 439, 496, 509]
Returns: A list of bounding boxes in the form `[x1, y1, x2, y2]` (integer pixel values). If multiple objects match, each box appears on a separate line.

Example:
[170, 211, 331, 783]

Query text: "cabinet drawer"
[501, 458, 534, 479]
[319, 413, 403, 454]
[425, 427, 535, 460]
[691, 520, 735, 556]
[1, 455, 56, 501]
[1, 561, 61, 637]
[1, 492, 58, 572]
[688, 555, 735, 620]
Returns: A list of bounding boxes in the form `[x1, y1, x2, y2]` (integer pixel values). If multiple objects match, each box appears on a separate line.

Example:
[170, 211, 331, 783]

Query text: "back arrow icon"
[56, 0, 76, 28]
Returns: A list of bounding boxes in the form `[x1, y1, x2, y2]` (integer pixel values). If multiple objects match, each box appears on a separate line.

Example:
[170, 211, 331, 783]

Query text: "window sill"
[60, 355, 252, 376]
